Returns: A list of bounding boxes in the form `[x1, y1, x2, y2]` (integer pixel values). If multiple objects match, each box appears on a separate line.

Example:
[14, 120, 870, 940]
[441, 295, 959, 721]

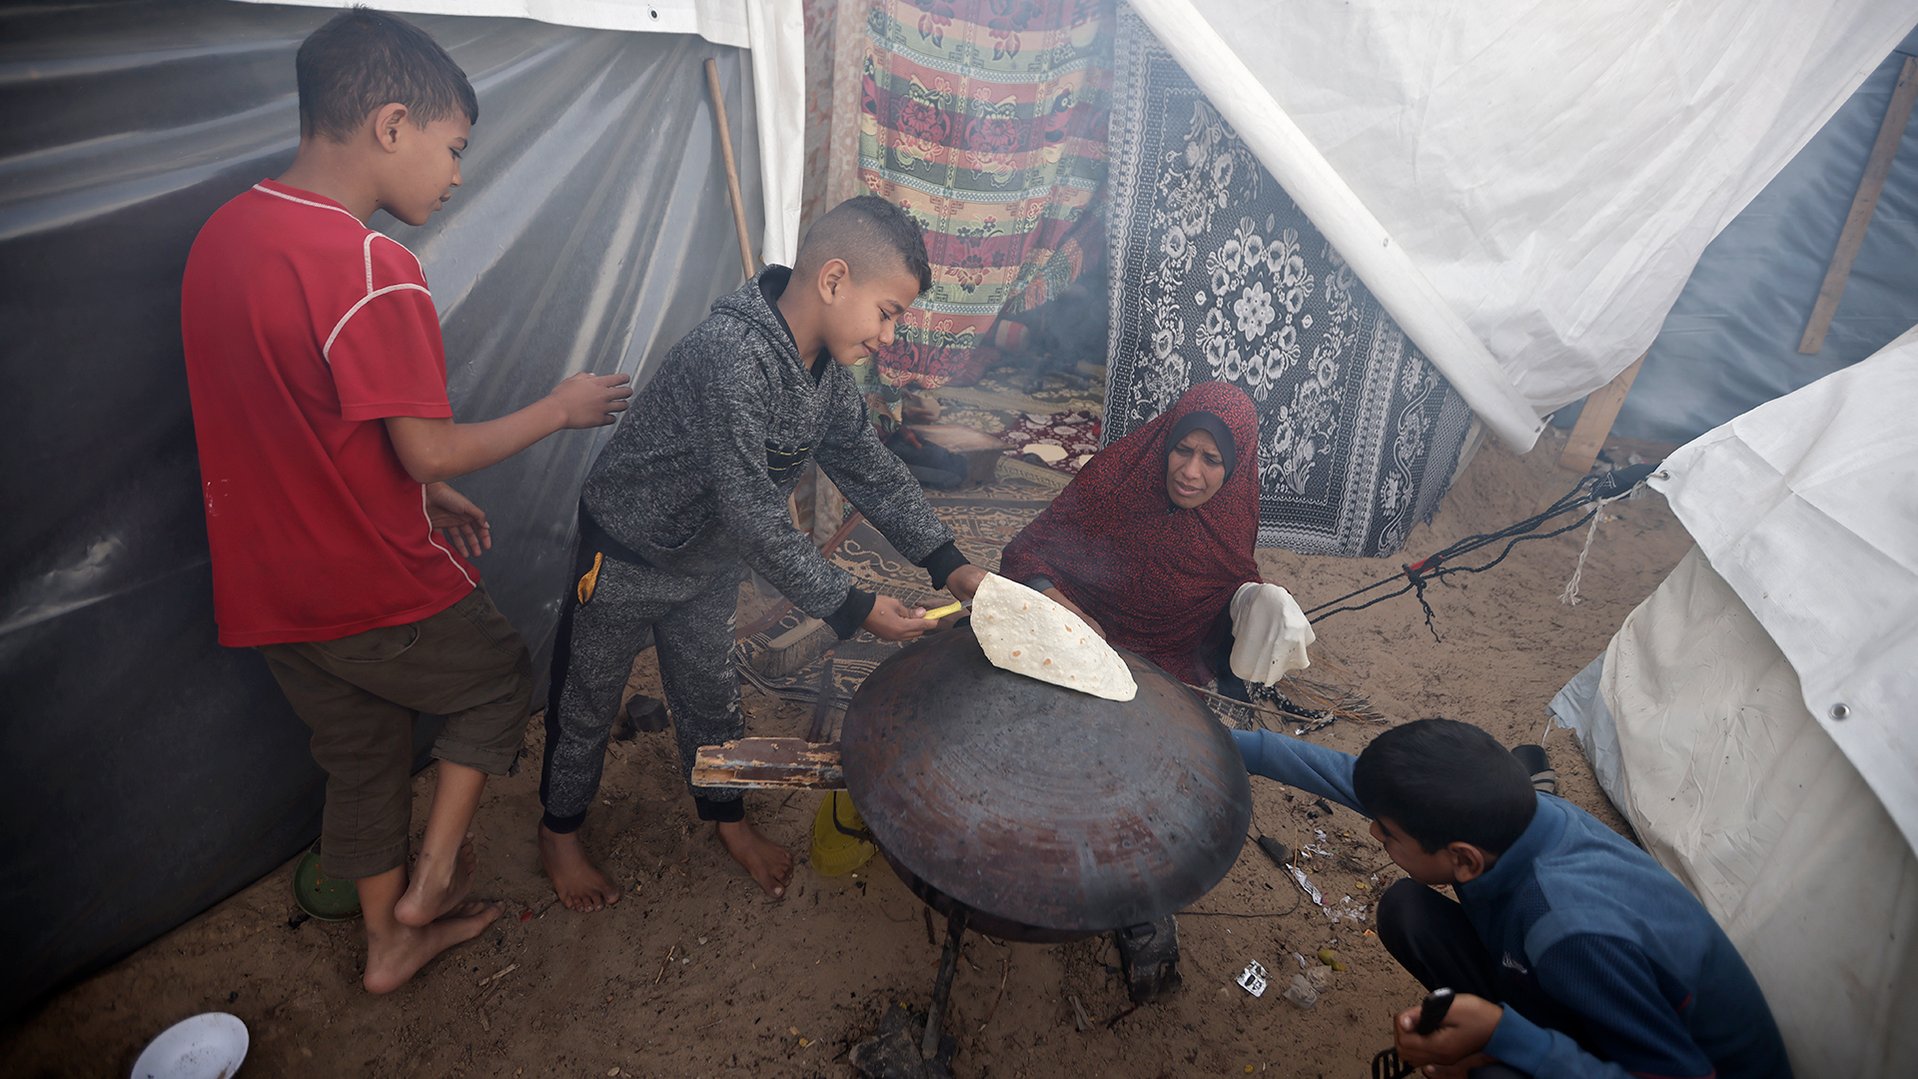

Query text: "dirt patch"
[1, 429, 1690, 1078]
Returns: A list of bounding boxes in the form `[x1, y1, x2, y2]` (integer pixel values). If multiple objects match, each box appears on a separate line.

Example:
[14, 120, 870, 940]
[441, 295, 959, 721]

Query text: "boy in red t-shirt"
[179, 9, 630, 994]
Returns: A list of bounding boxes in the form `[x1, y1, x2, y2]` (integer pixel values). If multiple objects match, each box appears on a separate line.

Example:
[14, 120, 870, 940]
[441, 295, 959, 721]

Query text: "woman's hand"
[945, 564, 987, 603]
[1046, 588, 1104, 639]
[1228, 582, 1314, 682]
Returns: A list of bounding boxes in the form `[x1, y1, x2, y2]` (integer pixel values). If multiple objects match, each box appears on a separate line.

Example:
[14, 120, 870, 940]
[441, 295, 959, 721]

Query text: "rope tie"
[1558, 509, 1606, 607]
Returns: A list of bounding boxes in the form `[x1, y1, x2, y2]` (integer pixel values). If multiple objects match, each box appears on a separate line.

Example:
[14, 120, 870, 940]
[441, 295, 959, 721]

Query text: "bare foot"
[362, 900, 502, 994]
[394, 834, 476, 928]
[538, 823, 621, 912]
[716, 819, 793, 899]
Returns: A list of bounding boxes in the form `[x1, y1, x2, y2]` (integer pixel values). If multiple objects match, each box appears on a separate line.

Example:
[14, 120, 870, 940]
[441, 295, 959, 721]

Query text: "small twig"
[977, 955, 1012, 1034]
[475, 961, 519, 1006]
[1068, 992, 1090, 1032]
[477, 962, 518, 988]
[654, 945, 677, 985]
[1181, 907, 1297, 919]
[1104, 1004, 1141, 1030]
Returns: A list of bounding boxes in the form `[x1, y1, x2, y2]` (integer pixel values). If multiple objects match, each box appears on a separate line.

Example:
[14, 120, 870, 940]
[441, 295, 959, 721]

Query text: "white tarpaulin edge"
[1650, 323, 1918, 854]
[1136, 0, 1916, 436]
[1126, 0, 1544, 450]
[232, 0, 803, 265]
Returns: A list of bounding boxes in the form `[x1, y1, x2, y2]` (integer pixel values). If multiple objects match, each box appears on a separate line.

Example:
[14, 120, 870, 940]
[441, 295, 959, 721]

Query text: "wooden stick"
[704, 57, 757, 281]
[978, 954, 1012, 1034]
[1557, 354, 1645, 473]
[691, 737, 846, 789]
[1800, 56, 1917, 354]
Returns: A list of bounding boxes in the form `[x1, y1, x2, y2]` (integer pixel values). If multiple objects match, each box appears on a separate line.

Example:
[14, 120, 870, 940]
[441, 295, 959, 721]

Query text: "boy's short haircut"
[1352, 718, 1536, 855]
[796, 195, 933, 295]
[296, 7, 479, 141]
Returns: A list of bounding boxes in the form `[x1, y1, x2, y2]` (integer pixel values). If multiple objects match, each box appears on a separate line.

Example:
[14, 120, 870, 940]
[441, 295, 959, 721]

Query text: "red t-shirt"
[181, 179, 476, 647]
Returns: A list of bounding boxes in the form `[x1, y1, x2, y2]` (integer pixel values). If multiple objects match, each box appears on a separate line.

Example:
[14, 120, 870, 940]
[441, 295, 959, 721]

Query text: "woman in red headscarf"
[1000, 381, 1309, 693]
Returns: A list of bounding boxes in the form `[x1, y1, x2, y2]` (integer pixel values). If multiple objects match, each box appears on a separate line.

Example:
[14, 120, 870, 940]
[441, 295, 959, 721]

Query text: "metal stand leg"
[920, 908, 968, 1060]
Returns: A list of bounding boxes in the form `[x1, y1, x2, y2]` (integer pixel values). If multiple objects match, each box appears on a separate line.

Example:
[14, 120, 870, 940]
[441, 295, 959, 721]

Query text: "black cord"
[1300, 466, 1650, 638]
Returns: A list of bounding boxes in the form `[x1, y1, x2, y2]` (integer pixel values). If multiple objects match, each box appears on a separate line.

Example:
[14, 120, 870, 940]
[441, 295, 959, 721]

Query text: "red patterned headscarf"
[1000, 382, 1262, 684]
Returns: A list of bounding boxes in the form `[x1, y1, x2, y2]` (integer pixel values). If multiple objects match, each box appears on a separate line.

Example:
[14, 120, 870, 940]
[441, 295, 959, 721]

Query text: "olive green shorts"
[259, 587, 533, 880]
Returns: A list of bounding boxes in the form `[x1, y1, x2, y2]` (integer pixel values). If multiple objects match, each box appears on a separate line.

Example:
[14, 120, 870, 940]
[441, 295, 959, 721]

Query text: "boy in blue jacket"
[1234, 719, 1790, 1078]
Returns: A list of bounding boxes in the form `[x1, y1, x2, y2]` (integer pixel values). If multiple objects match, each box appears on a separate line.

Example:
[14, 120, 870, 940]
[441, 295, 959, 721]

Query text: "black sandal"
[1512, 743, 1558, 796]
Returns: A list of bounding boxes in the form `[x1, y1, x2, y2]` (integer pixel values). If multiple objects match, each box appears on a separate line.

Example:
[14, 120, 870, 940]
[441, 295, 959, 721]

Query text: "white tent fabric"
[241, 0, 804, 265]
[1567, 548, 1918, 1076]
[1128, 0, 1918, 449]
[1650, 324, 1918, 854]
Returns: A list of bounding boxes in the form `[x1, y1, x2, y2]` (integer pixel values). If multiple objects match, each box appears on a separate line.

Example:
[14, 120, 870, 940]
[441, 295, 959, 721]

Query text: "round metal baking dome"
[841, 626, 1251, 937]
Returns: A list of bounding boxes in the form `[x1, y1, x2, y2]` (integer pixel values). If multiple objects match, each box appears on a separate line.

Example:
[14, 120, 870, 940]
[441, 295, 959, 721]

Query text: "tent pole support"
[705, 56, 758, 282]
[1557, 354, 1645, 473]
[1799, 55, 1917, 355]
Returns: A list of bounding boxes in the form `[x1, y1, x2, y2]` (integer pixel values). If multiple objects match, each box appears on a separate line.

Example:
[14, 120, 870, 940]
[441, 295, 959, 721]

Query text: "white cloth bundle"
[1229, 582, 1315, 684]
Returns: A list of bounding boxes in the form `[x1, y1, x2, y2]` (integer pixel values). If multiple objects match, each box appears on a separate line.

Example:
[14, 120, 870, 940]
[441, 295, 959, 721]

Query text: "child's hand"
[1392, 992, 1502, 1071]
[425, 482, 490, 557]
[862, 595, 934, 641]
[548, 372, 633, 429]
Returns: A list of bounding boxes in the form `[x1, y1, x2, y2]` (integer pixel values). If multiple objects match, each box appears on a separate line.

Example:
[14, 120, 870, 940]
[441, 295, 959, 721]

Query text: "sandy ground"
[2, 429, 1692, 1078]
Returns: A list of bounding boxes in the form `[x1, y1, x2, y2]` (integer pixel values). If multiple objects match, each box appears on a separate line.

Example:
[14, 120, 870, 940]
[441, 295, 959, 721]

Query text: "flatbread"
[972, 573, 1137, 701]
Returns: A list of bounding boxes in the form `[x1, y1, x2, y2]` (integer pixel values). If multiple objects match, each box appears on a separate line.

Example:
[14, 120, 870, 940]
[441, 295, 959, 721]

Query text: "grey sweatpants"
[540, 551, 746, 830]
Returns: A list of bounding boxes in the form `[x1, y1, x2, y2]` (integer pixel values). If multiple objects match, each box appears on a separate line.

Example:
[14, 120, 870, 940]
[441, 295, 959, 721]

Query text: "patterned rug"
[1103, 9, 1475, 558]
[858, 0, 1114, 389]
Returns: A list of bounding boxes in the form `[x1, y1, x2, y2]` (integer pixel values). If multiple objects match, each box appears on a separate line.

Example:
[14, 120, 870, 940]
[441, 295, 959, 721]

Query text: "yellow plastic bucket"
[810, 791, 877, 876]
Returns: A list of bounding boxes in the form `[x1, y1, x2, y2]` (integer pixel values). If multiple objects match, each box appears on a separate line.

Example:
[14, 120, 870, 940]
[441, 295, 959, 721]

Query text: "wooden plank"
[1557, 355, 1646, 473]
[691, 737, 846, 790]
[1800, 55, 1918, 354]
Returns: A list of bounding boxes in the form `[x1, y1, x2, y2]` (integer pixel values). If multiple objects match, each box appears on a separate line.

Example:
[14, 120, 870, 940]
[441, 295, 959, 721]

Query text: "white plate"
[131, 1012, 249, 1079]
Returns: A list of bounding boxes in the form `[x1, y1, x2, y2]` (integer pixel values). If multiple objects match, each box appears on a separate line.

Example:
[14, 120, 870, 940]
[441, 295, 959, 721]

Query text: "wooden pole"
[1557, 354, 1645, 473]
[704, 57, 758, 281]
[1799, 55, 1917, 354]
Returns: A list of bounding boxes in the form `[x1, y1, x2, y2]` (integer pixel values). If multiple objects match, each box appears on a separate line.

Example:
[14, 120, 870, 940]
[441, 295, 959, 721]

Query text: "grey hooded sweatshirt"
[579, 267, 965, 635]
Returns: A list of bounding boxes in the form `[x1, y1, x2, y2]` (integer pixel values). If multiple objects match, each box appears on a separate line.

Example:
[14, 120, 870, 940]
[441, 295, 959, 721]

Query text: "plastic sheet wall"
[1616, 34, 1918, 443]
[0, 0, 763, 1012]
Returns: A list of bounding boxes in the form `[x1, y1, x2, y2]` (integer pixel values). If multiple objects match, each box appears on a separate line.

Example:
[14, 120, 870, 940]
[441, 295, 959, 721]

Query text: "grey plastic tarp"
[1614, 31, 1918, 444]
[0, 0, 763, 1013]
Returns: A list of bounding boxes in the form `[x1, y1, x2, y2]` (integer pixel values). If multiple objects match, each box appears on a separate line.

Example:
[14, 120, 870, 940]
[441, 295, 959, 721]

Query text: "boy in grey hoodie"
[539, 196, 985, 908]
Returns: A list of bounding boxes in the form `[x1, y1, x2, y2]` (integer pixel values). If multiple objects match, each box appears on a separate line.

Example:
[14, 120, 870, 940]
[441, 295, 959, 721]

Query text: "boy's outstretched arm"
[1230, 728, 1366, 815]
[686, 360, 890, 635]
[385, 372, 631, 484]
[812, 378, 981, 600]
